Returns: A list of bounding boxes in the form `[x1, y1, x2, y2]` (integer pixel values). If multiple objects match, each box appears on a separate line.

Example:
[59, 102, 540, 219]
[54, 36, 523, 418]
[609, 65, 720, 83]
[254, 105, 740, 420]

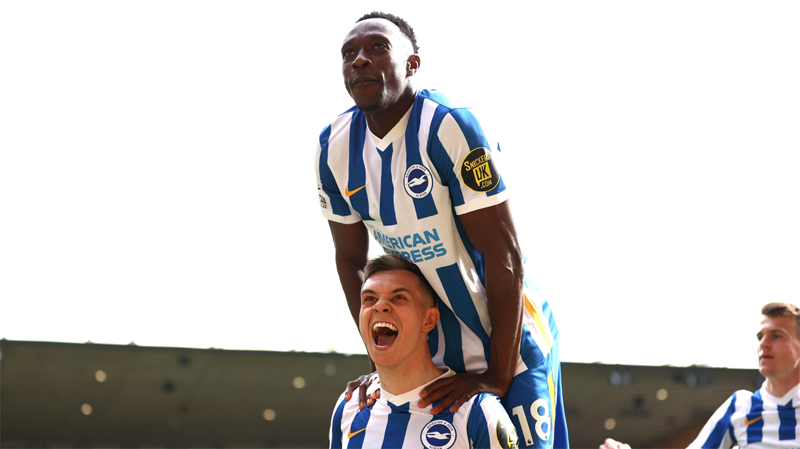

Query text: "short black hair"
[356, 11, 419, 54]
[363, 254, 438, 307]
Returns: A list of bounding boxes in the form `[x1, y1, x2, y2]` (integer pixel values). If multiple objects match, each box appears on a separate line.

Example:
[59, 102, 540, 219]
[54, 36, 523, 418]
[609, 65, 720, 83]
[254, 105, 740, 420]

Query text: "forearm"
[484, 249, 524, 387]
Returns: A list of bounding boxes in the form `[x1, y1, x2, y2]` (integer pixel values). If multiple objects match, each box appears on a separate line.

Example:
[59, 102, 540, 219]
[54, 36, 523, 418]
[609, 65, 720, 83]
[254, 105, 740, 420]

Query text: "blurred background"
[1, 0, 798, 447]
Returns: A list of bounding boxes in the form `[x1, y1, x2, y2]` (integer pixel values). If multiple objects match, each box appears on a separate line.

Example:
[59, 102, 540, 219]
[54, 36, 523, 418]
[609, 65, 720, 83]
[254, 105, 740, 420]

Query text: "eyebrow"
[341, 33, 392, 50]
[361, 287, 412, 295]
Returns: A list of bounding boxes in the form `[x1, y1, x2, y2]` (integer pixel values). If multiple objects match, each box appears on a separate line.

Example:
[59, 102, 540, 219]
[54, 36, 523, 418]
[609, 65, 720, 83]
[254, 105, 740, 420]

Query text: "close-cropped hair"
[762, 302, 800, 338]
[363, 254, 438, 307]
[356, 11, 419, 54]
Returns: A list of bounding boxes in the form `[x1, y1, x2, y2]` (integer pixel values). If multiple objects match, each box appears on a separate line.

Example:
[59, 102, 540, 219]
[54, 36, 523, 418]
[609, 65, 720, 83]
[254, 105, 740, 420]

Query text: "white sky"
[1, 1, 798, 370]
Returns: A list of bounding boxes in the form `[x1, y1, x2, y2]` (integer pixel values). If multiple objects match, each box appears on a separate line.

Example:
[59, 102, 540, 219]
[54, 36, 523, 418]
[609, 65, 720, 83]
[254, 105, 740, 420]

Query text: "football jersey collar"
[368, 95, 416, 152]
[761, 379, 800, 405]
[382, 367, 455, 407]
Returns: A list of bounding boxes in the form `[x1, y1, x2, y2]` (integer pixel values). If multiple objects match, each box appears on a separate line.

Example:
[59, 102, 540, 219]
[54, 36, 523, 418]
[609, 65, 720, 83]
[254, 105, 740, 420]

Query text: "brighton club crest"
[421, 419, 457, 449]
[404, 164, 433, 199]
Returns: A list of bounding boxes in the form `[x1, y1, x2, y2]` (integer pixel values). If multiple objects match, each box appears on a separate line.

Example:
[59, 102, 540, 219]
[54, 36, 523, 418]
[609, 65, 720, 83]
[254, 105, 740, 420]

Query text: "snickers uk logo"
[421, 420, 457, 449]
[404, 164, 433, 199]
[461, 147, 500, 193]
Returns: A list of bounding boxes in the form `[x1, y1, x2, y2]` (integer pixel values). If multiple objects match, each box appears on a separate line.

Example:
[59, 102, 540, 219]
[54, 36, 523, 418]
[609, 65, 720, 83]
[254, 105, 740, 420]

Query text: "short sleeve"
[430, 108, 509, 216]
[687, 392, 739, 449]
[315, 125, 360, 224]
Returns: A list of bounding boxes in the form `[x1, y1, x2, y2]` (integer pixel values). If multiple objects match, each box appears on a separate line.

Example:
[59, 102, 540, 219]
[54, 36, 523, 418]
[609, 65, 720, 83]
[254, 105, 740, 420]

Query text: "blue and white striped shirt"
[329, 369, 518, 449]
[689, 382, 800, 448]
[316, 89, 557, 377]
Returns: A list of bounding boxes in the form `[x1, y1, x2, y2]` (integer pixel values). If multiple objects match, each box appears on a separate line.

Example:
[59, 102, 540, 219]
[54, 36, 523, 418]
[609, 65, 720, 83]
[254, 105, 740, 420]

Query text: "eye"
[362, 296, 376, 303]
[374, 42, 388, 50]
[342, 49, 354, 58]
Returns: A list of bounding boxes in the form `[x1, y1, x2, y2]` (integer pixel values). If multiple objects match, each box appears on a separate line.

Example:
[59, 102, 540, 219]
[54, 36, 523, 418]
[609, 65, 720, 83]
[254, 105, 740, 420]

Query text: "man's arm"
[328, 220, 379, 408]
[419, 200, 524, 413]
[328, 220, 370, 327]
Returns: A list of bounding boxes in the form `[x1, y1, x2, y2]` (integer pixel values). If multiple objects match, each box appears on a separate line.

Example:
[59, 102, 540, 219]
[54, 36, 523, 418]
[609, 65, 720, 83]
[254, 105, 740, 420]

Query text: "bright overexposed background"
[1, 1, 798, 370]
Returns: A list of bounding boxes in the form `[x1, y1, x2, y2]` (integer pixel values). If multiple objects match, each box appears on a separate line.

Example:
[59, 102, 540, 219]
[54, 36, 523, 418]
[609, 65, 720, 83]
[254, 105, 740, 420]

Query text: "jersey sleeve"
[687, 392, 739, 449]
[315, 125, 361, 225]
[430, 108, 509, 216]
[467, 394, 519, 449]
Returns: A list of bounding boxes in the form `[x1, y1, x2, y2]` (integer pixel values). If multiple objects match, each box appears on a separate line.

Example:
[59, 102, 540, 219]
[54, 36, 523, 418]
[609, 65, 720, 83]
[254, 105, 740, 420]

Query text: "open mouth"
[372, 322, 398, 348]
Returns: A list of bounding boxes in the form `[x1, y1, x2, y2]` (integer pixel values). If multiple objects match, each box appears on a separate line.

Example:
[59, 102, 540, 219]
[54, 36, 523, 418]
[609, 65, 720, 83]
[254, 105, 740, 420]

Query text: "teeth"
[373, 322, 397, 332]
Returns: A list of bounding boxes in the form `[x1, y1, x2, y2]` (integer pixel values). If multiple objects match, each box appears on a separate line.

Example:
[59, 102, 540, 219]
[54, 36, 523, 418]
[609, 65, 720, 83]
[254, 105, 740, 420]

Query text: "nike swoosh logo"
[348, 427, 367, 438]
[745, 416, 762, 426]
[345, 184, 368, 197]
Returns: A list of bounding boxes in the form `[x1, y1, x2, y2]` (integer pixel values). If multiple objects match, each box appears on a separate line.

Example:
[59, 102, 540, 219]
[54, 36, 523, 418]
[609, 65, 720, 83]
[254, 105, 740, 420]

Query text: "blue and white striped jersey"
[315, 89, 557, 377]
[689, 382, 800, 448]
[330, 369, 518, 449]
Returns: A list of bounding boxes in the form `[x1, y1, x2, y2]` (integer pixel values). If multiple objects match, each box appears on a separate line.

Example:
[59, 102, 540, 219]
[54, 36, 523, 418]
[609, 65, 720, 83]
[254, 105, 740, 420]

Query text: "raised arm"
[420, 200, 524, 413]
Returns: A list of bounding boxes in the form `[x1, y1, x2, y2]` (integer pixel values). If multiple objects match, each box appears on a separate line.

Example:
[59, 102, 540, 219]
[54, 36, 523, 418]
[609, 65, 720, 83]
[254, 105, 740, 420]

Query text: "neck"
[365, 87, 416, 139]
[375, 350, 444, 396]
[765, 371, 800, 398]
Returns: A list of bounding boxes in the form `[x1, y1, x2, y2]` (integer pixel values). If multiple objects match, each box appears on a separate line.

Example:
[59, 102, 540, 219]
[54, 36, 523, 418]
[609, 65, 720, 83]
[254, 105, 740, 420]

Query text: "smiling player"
[329, 255, 518, 449]
[600, 302, 800, 449]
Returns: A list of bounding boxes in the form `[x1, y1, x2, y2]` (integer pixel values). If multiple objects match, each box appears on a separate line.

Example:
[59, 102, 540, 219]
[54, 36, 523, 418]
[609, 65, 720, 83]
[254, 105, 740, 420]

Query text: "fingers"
[358, 380, 370, 409]
[344, 379, 361, 401]
[418, 376, 457, 406]
[599, 438, 630, 449]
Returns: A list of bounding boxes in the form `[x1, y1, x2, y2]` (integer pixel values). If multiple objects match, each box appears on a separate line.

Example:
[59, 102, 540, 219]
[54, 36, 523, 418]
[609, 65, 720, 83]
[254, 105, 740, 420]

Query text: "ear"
[421, 307, 439, 333]
[406, 55, 421, 76]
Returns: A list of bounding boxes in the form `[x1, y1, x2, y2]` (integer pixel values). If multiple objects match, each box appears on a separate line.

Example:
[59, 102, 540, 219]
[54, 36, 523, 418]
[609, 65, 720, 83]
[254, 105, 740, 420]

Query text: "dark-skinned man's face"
[340, 19, 416, 113]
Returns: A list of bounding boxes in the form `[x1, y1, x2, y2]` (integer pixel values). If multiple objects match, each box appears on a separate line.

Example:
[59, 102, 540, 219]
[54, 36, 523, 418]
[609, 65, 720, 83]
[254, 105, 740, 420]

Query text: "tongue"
[377, 333, 397, 346]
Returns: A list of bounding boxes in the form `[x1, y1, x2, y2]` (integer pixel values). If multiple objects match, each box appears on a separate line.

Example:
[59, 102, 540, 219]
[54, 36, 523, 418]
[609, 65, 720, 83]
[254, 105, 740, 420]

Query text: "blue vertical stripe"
[436, 263, 491, 365]
[701, 393, 737, 449]
[746, 391, 764, 443]
[347, 110, 372, 221]
[448, 108, 506, 197]
[319, 125, 353, 217]
[427, 107, 465, 207]
[778, 400, 796, 441]
[404, 96, 438, 220]
[330, 398, 347, 449]
[466, 395, 491, 448]
[378, 144, 397, 226]
[382, 402, 412, 448]
[518, 322, 543, 370]
[346, 405, 372, 449]
[452, 210, 485, 285]
[435, 300, 465, 373]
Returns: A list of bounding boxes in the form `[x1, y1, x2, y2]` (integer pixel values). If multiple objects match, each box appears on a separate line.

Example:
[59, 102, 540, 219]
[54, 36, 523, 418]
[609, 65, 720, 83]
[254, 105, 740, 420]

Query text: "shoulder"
[318, 105, 360, 143]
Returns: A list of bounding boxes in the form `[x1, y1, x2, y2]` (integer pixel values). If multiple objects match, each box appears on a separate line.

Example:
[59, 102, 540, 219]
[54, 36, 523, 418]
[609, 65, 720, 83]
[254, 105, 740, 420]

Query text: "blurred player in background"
[329, 255, 518, 449]
[315, 11, 567, 448]
[600, 302, 800, 449]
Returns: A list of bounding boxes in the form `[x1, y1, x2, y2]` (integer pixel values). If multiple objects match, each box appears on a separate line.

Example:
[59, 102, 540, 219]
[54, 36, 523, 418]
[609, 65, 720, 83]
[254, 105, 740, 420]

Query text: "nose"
[373, 297, 391, 313]
[352, 48, 371, 69]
